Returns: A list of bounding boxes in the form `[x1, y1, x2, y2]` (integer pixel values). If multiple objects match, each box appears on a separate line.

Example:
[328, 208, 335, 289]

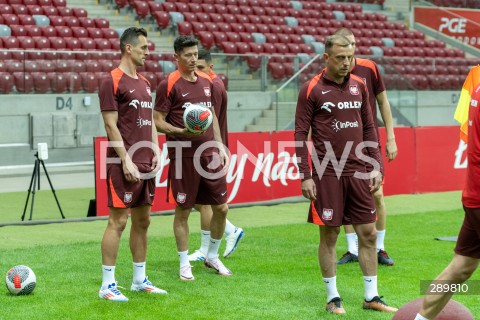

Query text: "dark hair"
[173, 35, 199, 54]
[197, 48, 211, 62]
[324, 35, 351, 54]
[333, 27, 355, 38]
[120, 27, 147, 54]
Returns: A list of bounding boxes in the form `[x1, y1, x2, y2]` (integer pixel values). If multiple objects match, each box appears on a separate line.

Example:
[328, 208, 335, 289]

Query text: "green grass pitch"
[0, 189, 478, 319]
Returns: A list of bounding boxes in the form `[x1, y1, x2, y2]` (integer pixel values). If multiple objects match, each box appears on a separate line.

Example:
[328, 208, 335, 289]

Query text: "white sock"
[363, 276, 379, 301]
[200, 230, 211, 254]
[414, 314, 429, 320]
[323, 276, 340, 302]
[178, 250, 189, 268]
[207, 238, 222, 260]
[224, 219, 236, 235]
[132, 261, 146, 285]
[346, 232, 358, 255]
[376, 229, 386, 252]
[102, 265, 115, 287]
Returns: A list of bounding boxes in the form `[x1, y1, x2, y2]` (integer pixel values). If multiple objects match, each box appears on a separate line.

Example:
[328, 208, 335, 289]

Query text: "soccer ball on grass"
[5, 265, 36, 295]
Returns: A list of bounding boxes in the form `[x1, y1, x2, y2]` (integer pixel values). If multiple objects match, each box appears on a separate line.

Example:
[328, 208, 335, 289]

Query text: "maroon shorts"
[106, 163, 155, 209]
[454, 206, 480, 259]
[167, 155, 228, 208]
[308, 175, 376, 227]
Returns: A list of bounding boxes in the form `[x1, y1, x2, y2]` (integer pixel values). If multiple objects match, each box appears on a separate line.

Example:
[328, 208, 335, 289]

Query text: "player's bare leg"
[417, 255, 479, 319]
[354, 222, 397, 312]
[354, 222, 377, 276]
[99, 208, 130, 301]
[174, 206, 194, 280]
[129, 205, 167, 294]
[130, 205, 151, 263]
[374, 186, 393, 265]
[205, 203, 232, 275]
[319, 225, 345, 314]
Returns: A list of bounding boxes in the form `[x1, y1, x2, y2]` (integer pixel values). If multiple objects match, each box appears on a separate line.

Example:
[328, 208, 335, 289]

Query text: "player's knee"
[109, 214, 128, 232]
[213, 204, 228, 217]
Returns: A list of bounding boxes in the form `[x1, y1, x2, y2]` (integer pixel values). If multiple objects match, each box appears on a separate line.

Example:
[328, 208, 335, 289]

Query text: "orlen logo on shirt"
[136, 117, 152, 128]
[331, 119, 359, 132]
[129, 99, 153, 109]
[321, 101, 361, 113]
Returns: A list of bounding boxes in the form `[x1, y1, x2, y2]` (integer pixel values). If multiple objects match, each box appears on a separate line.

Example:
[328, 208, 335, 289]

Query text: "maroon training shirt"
[294, 70, 382, 180]
[351, 57, 386, 132]
[210, 70, 228, 148]
[99, 68, 154, 164]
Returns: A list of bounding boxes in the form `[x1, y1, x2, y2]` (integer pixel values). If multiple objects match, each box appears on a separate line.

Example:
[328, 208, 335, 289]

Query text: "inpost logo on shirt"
[331, 119, 359, 132]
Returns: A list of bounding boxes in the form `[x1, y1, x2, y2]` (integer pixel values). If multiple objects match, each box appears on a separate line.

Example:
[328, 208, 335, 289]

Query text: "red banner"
[94, 128, 467, 216]
[414, 7, 480, 49]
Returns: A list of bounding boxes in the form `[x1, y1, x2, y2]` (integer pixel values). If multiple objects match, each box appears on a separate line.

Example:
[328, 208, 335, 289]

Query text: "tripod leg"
[29, 160, 39, 221]
[40, 160, 65, 219]
[21, 160, 38, 221]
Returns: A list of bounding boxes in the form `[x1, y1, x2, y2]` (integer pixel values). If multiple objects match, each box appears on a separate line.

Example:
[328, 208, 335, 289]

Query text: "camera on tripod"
[37, 142, 48, 161]
[21, 142, 65, 221]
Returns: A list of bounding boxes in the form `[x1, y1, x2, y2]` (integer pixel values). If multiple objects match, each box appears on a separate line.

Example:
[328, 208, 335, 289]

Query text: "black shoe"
[337, 251, 359, 264]
[378, 250, 394, 266]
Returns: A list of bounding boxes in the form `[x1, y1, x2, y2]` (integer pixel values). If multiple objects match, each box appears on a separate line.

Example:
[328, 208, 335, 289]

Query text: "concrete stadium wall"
[0, 91, 273, 166]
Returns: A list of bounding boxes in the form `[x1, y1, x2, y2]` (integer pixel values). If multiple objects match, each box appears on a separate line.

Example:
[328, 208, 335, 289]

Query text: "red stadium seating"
[32, 72, 50, 93]
[153, 11, 170, 29]
[72, 8, 87, 18]
[0, 72, 14, 94]
[13, 71, 34, 93]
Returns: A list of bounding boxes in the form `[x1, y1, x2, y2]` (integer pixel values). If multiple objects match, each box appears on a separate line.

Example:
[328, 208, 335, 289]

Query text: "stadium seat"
[176, 21, 192, 35]
[57, 7, 73, 16]
[0, 72, 14, 94]
[32, 72, 50, 93]
[226, 31, 240, 42]
[132, 1, 149, 20]
[18, 36, 35, 49]
[212, 31, 227, 46]
[80, 38, 95, 50]
[219, 41, 237, 54]
[72, 7, 87, 18]
[267, 62, 285, 79]
[47, 15, 65, 26]
[197, 31, 214, 49]
[79, 17, 95, 28]
[236, 42, 250, 54]
[42, 6, 58, 16]
[34, 36, 50, 49]
[54, 25, 72, 37]
[13, 72, 34, 93]
[64, 37, 81, 50]
[38, 0, 53, 6]
[273, 43, 288, 55]
[153, 11, 170, 29]
[94, 18, 109, 29]
[27, 5, 43, 15]
[48, 73, 68, 93]
[95, 39, 111, 50]
[87, 27, 103, 39]
[12, 4, 28, 15]
[10, 25, 26, 36]
[99, 60, 115, 72]
[70, 26, 87, 38]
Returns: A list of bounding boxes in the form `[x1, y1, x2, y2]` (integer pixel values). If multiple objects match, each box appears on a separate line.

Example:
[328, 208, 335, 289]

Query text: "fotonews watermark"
[99, 139, 381, 184]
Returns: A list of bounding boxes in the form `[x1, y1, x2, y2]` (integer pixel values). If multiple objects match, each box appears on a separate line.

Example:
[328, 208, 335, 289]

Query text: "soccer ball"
[5, 265, 36, 295]
[183, 103, 213, 133]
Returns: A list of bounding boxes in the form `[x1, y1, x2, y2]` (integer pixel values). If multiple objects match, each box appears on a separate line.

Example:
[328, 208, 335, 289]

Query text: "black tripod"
[21, 152, 65, 221]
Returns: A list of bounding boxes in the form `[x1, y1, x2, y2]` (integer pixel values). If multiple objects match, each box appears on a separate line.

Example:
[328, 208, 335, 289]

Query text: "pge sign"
[439, 17, 467, 33]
